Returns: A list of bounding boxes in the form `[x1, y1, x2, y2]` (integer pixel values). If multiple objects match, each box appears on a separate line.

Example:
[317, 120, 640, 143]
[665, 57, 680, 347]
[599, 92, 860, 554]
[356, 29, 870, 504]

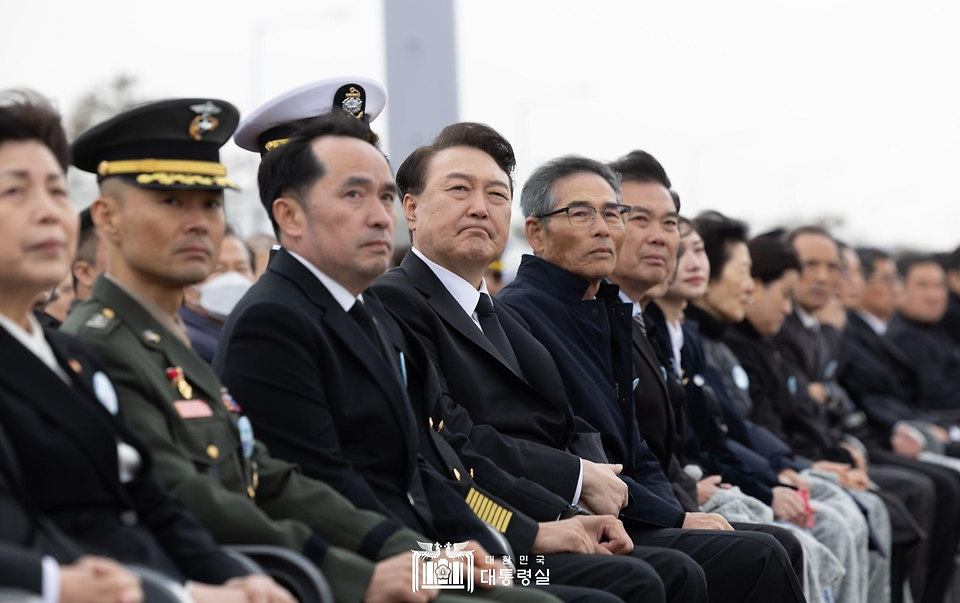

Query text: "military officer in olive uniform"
[62, 99, 556, 603]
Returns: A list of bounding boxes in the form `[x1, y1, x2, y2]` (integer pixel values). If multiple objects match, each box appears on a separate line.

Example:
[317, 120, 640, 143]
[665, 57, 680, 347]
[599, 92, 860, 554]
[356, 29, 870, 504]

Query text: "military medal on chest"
[165, 366, 193, 399]
[221, 386, 242, 413]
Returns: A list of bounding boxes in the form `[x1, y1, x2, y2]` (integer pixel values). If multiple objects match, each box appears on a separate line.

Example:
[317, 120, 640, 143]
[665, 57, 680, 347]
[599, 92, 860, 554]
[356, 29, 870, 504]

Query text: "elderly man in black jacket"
[496, 154, 806, 603]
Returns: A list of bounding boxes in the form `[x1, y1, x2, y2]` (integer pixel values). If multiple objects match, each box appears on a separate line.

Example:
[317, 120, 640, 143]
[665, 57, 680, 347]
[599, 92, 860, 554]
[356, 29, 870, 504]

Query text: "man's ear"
[91, 196, 121, 245]
[402, 193, 418, 234]
[72, 260, 95, 291]
[525, 217, 545, 256]
[272, 197, 304, 240]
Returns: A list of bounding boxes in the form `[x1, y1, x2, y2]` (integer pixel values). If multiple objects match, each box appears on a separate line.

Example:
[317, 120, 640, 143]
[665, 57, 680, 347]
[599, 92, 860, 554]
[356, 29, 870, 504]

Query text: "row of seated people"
[3, 76, 959, 603]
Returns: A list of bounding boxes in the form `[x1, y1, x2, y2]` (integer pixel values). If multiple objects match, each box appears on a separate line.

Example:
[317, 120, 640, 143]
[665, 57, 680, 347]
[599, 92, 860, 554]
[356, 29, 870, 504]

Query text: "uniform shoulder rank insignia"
[165, 366, 193, 399]
[85, 312, 112, 329]
[221, 387, 242, 414]
[188, 101, 221, 141]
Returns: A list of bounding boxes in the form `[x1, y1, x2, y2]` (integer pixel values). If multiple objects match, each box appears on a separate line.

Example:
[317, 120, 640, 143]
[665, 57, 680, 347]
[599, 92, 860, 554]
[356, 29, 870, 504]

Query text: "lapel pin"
[93, 371, 119, 415]
[143, 330, 161, 344]
[102, 308, 116, 320]
[68, 358, 83, 374]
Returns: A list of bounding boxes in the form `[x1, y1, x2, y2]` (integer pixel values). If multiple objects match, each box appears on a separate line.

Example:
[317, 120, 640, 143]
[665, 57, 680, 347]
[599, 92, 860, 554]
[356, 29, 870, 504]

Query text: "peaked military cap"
[234, 77, 386, 155]
[72, 98, 240, 190]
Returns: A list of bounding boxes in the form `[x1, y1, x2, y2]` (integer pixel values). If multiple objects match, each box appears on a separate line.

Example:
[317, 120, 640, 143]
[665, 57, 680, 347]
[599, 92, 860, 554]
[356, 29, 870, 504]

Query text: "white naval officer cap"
[233, 76, 387, 155]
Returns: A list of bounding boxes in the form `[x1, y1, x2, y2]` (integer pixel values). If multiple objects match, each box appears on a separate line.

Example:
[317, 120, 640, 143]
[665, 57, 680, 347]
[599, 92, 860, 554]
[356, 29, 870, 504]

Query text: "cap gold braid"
[97, 159, 228, 177]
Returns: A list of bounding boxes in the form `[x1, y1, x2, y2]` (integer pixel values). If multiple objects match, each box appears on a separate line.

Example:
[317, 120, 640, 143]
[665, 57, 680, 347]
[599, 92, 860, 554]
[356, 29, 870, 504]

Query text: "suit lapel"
[0, 416, 23, 487]
[270, 251, 415, 445]
[401, 252, 576, 420]
[0, 328, 125, 499]
[402, 253, 516, 369]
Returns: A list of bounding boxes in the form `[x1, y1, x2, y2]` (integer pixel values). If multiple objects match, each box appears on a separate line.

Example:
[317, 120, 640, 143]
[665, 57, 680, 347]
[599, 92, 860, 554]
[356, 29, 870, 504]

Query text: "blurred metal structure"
[384, 0, 460, 245]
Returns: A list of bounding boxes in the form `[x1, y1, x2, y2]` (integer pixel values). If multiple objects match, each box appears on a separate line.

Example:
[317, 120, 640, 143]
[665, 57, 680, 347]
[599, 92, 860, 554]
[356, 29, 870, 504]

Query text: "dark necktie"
[349, 299, 403, 383]
[349, 299, 379, 343]
[475, 293, 524, 379]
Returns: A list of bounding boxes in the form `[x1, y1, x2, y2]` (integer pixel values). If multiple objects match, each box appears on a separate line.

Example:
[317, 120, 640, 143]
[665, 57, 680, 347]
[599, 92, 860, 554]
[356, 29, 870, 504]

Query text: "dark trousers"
[628, 527, 806, 603]
[729, 522, 804, 584]
[541, 552, 677, 603]
[871, 449, 960, 603]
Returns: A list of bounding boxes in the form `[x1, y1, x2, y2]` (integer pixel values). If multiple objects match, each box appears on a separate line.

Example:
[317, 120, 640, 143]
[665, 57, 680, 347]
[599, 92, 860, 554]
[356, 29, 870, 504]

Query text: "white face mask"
[196, 271, 253, 321]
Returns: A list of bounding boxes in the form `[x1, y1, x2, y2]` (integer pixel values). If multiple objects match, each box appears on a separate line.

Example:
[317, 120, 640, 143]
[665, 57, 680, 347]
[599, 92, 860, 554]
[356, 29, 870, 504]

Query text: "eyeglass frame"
[539, 203, 631, 228]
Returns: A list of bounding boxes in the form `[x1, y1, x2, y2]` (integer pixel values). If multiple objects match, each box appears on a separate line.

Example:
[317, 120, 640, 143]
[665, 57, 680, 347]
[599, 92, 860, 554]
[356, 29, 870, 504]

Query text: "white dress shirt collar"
[288, 250, 362, 312]
[0, 311, 69, 383]
[856, 310, 888, 336]
[412, 247, 489, 328]
[617, 289, 643, 318]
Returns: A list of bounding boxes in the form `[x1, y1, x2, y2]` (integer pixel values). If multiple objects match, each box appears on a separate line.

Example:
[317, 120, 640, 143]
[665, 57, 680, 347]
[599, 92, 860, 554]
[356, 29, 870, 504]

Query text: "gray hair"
[519, 155, 622, 220]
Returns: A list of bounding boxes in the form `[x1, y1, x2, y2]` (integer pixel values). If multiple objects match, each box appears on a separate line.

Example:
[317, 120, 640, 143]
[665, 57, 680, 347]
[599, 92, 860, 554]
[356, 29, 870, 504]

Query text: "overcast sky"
[4, 0, 959, 254]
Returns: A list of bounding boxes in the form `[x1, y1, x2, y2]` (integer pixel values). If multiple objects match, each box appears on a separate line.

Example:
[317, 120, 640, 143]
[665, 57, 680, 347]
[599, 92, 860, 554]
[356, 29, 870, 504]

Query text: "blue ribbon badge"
[93, 371, 119, 415]
[237, 416, 255, 459]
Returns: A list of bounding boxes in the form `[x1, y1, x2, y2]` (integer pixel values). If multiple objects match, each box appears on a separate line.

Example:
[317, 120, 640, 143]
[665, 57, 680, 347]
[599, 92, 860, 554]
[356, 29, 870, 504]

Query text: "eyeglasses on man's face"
[541, 204, 630, 228]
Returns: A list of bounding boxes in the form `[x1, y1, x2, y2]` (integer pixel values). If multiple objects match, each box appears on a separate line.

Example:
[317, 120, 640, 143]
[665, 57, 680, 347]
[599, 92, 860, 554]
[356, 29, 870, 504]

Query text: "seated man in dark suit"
[937, 246, 960, 345]
[887, 255, 960, 411]
[495, 154, 806, 603]
[216, 111, 671, 603]
[840, 248, 960, 458]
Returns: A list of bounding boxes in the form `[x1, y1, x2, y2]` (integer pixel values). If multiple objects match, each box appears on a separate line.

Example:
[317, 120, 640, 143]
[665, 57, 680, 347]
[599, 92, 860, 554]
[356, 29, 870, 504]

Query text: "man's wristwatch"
[559, 504, 592, 520]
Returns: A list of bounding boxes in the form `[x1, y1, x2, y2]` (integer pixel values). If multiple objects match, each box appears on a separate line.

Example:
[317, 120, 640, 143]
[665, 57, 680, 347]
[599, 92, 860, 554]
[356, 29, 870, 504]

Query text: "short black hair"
[783, 225, 833, 249]
[0, 89, 70, 172]
[856, 248, 891, 282]
[608, 151, 679, 210]
[942, 245, 960, 273]
[396, 122, 516, 199]
[748, 237, 801, 284]
[897, 254, 942, 282]
[257, 111, 382, 237]
[693, 211, 749, 282]
[608, 150, 671, 189]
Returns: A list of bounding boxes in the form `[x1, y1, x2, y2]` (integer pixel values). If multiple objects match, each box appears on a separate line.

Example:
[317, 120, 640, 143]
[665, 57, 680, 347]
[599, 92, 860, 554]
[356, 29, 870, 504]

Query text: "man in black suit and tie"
[216, 112, 675, 603]
[370, 124, 805, 603]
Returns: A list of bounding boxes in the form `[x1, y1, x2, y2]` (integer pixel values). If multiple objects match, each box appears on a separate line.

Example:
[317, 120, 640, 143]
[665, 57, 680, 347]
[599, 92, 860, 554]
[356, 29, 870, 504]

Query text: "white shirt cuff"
[949, 426, 960, 442]
[41, 556, 60, 603]
[572, 458, 584, 505]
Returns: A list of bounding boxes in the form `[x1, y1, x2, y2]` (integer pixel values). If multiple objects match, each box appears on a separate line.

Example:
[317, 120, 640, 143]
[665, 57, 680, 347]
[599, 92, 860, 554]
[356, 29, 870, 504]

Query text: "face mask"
[196, 271, 253, 321]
